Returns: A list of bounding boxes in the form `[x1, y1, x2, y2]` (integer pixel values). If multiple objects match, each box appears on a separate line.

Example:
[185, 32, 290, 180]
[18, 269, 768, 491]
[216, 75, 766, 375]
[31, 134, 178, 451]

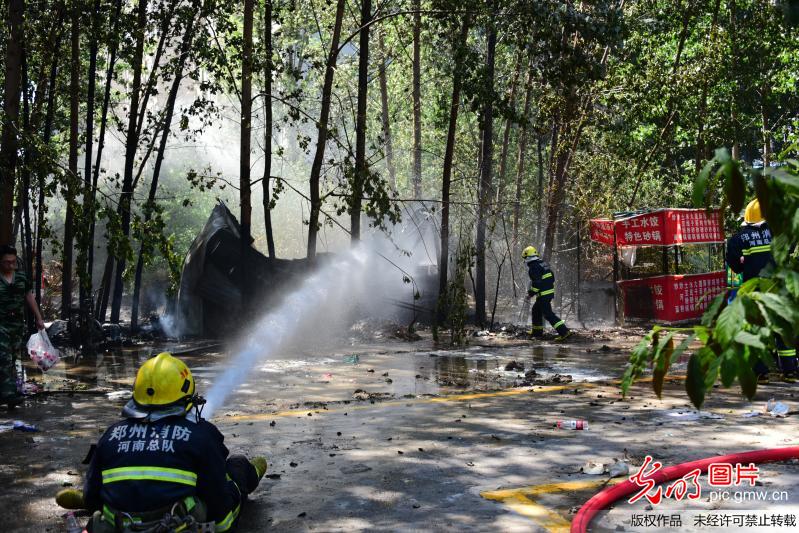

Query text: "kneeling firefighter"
[522, 246, 571, 341]
[57, 352, 267, 532]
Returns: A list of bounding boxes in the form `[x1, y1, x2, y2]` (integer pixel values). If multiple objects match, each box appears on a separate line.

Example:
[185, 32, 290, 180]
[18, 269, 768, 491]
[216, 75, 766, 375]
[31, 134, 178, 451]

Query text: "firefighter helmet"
[744, 199, 764, 224]
[521, 246, 538, 260]
[132, 352, 195, 408]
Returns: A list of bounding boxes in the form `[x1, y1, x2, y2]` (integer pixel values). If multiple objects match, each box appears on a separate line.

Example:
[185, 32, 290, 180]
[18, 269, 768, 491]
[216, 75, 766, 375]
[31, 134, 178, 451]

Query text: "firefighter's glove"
[55, 488, 85, 510]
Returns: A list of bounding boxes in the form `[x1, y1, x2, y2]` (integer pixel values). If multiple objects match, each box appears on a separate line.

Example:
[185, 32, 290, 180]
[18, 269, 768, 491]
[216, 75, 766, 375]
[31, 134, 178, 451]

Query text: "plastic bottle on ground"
[65, 511, 82, 533]
[556, 420, 587, 430]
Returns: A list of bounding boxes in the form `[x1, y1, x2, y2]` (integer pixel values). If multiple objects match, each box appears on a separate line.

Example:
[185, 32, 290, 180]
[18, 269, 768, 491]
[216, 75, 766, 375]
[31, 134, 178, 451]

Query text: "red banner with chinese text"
[589, 209, 724, 247]
[589, 219, 615, 246]
[618, 271, 726, 322]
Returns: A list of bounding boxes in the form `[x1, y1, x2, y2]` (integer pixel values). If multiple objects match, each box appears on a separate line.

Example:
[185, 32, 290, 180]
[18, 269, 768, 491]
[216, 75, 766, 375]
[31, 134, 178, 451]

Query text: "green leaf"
[783, 271, 799, 299]
[724, 160, 746, 214]
[652, 333, 675, 399]
[715, 298, 745, 346]
[694, 326, 710, 344]
[756, 292, 798, 329]
[622, 333, 654, 397]
[693, 159, 716, 208]
[770, 167, 799, 192]
[701, 294, 725, 327]
[738, 347, 758, 400]
[686, 349, 712, 408]
[733, 330, 767, 350]
[719, 348, 738, 387]
[714, 147, 731, 165]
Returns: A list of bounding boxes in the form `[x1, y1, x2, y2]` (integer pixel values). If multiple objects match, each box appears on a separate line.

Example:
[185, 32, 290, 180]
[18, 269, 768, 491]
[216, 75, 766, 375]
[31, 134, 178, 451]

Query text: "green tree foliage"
[622, 148, 799, 408]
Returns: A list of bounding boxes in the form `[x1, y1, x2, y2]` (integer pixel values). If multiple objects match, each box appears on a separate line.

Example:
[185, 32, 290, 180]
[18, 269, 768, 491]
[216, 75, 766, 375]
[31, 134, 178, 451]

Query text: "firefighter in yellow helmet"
[726, 199, 797, 383]
[522, 246, 571, 341]
[60, 353, 267, 531]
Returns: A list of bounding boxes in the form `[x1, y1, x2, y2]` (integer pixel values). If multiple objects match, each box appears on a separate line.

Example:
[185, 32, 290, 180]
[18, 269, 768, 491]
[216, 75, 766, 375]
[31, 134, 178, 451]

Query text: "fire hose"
[571, 446, 799, 533]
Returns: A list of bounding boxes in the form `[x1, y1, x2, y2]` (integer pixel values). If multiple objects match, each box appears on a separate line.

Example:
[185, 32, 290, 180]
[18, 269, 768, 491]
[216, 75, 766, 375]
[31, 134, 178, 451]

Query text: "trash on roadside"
[27, 330, 61, 371]
[608, 460, 630, 477]
[557, 420, 588, 430]
[323, 373, 333, 380]
[106, 391, 130, 401]
[661, 409, 724, 421]
[582, 462, 604, 475]
[766, 399, 789, 417]
[343, 355, 360, 364]
[474, 330, 490, 337]
[0, 420, 39, 433]
[742, 410, 761, 418]
[20, 381, 42, 396]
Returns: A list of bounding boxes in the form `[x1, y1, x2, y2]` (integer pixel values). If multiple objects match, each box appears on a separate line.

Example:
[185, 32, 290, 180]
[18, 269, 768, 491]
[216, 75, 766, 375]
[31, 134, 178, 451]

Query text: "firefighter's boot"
[55, 488, 85, 510]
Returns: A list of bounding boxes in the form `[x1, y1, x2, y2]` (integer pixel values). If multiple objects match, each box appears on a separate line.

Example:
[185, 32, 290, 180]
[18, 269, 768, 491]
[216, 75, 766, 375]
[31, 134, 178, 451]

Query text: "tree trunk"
[535, 134, 544, 244]
[695, 0, 722, 172]
[436, 17, 470, 327]
[377, 32, 396, 191]
[131, 18, 195, 330]
[761, 83, 770, 168]
[351, 0, 371, 242]
[89, 0, 122, 315]
[512, 58, 534, 245]
[110, 0, 148, 323]
[62, 3, 79, 319]
[307, 0, 345, 259]
[20, 50, 32, 305]
[411, 0, 422, 199]
[475, 1, 497, 327]
[262, 0, 275, 258]
[729, 0, 740, 161]
[0, 0, 25, 244]
[495, 50, 523, 205]
[79, 0, 101, 327]
[37, 14, 64, 306]
[542, 91, 576, 264]
[240, 0, 254, 314]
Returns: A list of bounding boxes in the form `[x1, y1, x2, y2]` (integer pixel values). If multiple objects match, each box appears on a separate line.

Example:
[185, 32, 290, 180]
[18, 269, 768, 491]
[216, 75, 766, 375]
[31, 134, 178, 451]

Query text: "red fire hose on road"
[571, 446, 799, 533]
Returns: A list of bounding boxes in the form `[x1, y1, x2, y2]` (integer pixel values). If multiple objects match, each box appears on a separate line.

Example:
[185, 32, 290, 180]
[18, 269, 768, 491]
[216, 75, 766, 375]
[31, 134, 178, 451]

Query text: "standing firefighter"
[0, 244, 45, 408]
[522, 246, 571, 341]
[726, 199, 797, 383]
[57, 352, 267, 531]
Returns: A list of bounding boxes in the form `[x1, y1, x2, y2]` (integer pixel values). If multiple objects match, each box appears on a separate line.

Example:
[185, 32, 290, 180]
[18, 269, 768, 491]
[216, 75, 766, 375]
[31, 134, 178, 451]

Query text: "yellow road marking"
[481, 478, 624, 532]
[219, 375, 683, 422]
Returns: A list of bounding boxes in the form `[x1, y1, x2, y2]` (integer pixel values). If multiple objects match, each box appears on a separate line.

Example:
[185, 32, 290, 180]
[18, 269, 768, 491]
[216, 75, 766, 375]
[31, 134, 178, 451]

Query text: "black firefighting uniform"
[84, 413, 258, 531]
[726, 222, 796, 374]
[527, 257, 569, 337]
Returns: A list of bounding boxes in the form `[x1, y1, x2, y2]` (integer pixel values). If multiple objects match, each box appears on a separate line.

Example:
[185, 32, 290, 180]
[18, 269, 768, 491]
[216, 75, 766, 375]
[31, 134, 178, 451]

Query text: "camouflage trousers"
[0, 326, 23, 400]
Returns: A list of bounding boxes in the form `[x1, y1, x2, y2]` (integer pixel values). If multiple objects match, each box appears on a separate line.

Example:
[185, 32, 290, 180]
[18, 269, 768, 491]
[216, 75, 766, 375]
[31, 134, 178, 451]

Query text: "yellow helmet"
[521, 246, 538, 260]
[122, 352, 195, 418]
[744, 199, 764, 224]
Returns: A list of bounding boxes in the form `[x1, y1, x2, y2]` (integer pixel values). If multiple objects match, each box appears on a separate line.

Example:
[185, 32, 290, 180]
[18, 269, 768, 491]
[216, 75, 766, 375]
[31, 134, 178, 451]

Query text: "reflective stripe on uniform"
[553, 320, 565, 329]
[530, 326, 544, 331]
[742, 245, 771, 255]
[529, 287, 540, 293]
[101, 466, 198, 486]
[539, 289, 555, 296]
[541, 272, 553, 279]
[216, 504, 241, 532]
[778, 349, 797, 358]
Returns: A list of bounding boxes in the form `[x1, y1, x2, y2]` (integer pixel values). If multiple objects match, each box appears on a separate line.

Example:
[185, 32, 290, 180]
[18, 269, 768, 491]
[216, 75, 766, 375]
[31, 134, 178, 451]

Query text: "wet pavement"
[2, 328, 798, 532]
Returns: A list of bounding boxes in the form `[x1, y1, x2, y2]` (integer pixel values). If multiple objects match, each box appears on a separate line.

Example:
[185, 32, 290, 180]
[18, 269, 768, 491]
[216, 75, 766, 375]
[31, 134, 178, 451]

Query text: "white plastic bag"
[27, 330, 60, 371]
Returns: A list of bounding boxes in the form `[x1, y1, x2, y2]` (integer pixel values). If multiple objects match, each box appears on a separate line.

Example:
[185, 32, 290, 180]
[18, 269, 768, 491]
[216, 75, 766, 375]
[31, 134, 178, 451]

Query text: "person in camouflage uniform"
[0, 245, 45, 408]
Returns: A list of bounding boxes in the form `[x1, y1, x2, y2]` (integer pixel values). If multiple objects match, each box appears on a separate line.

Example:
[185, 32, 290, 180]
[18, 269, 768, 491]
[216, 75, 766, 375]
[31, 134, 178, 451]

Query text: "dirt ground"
[2, 326, 798, 532]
